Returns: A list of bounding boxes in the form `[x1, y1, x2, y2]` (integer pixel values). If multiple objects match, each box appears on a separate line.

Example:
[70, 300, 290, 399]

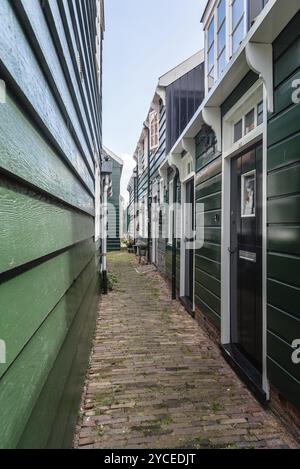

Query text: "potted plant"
[137, 241, 147, 257]
[127, 238, 134, 253]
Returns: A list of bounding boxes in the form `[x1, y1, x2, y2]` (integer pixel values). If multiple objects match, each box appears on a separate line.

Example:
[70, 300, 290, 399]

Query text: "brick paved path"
[74, 252, 298, 449]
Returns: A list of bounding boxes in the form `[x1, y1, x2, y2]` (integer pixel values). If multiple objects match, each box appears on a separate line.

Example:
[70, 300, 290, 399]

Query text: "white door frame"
[220, 87, 269, 398]
[180, 173, 196, 312]
[151, 195, 158, 265]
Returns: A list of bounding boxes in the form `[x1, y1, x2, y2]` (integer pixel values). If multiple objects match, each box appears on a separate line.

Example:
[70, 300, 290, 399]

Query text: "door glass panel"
[245, 109, 255, 134]
[241, 170, 256, 217]
[234, 119, 243, 142]
[257, 101, 263, 125]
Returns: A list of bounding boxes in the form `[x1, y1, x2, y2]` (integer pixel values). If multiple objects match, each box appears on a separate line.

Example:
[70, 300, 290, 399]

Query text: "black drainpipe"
[172, 170, 179, 300]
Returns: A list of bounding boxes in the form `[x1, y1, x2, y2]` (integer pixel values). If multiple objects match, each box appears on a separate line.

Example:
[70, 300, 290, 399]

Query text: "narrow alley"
[74, 252, 297, 449]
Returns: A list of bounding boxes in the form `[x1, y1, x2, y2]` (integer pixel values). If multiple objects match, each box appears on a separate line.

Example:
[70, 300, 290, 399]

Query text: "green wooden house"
[103, 146, 124, 251]
[0, 0, 104, 448]
[127, 0, 300, 430]
[157, 0, 300, 428]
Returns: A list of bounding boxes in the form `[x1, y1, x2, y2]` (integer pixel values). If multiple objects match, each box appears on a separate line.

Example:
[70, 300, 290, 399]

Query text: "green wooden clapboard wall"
[0, 0, 102, 448]
[267, 11, 300, 410]
[195, 126, 222, 330]
[194, 71, 258, 332]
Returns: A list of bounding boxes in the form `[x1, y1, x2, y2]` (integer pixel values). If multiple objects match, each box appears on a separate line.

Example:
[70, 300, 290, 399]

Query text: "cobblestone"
[74, 252, 298, 449]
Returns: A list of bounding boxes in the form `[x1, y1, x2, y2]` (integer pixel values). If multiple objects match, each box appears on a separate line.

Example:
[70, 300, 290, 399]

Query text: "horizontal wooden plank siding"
[195, 127, 222, 330]
[0, 0, 94, 194]
[267, 11, 300, 410]
[0, 0, 102, 448]
[0, 92, 94, 215]
[155, 104, 167, 275]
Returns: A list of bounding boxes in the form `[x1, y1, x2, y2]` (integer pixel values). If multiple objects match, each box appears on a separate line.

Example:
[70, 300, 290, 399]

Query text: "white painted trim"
[168, 179, 174, 245]
[245, 42, 274, 112]
[221, 86, 263, 345]
[171, 0, 299, 154]
[179, 175, 196, 311]
[180, 182, 186, 298]
[221, 109, 269, 396]
[102, 145, 124, 166]
[182, 138, 196, 159]
[159, 50, 204, 87]
[202, 106, 222, 152]
[262, 86, 270, 399]
[223, 124, 263, 159]
[223, 79, 263, 121]
[221, 154, 231, 344]
[95, 160, 101, 243]
[222, 80, 264, 157]
[159, 178, 165, 206]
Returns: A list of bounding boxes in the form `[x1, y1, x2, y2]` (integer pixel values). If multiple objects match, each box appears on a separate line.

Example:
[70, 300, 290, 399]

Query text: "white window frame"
[159, 178, 164, 206]
[217, 0, 226, 78]
[204, 0, 249, 94]
[137, 147, 144, 175]
[149, 110, 159, 151]
[232, 100, 263, 145]
[168, 180, 174, 245]
[206, 16, 215, 92]
[222, 80, 264, 157]
[230, 0, 248, 56]
[143, 137, 148, 170]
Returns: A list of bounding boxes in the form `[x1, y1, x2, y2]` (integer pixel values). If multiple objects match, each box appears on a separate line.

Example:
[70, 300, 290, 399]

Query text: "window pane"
[218, 0, 226, 28]
[248, 0, 268, 29]
[234, 119, 243, 142]
[245, 109, 255, 134]
[208, 46, 214, 70]
[218, 50, 226, 77]
[218, 23, 226, 53]
[208, 19, 214, 48]
[257, 101, 263, 125]
[232, 18, 244, 53]
[208, 67, 214, 91]
[232, 0, 244, 29]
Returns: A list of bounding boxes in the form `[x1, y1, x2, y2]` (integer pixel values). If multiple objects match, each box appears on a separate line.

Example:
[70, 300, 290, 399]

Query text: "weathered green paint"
[0, 92, 94, 215]
[17, 276, 99, 449]
[195, 129, 222, 329]
[0, 176, 94, 274]
[0, 0, 94, 194]
[0, 239, 94, 379]
[267, 11, 300, 410]
[0, 0, 102, 448]
[221, 71, 258, 117]
[14, 0, 95, 172]
[268, 305, 299, 345]
[0, 259, 95, 449]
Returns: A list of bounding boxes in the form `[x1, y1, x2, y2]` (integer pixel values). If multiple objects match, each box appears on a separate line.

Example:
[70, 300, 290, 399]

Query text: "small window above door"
[222, 81, 264, 157]
[241, 170, 256, 217]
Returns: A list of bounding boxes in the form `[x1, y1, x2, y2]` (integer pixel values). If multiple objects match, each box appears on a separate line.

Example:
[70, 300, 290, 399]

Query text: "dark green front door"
[230, 144, 263, 372]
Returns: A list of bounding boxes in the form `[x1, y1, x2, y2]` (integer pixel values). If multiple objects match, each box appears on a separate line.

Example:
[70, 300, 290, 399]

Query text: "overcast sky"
[102, 0, 206, 203]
